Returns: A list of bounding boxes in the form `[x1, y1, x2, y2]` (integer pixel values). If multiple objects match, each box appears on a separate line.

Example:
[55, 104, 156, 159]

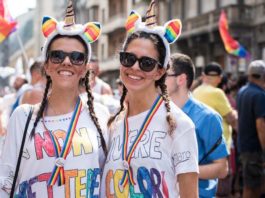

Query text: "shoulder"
[11, 104, 33, 117]
[94, 102, 110, 117]
[9, 104, 36, 127]
[190, 97, 221, 119]
[169, 101, 195, 134]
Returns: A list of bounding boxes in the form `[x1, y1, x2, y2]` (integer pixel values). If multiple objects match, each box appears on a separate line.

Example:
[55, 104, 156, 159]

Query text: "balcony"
[180, 5, 252, 38]
[102, 13, 127, 34]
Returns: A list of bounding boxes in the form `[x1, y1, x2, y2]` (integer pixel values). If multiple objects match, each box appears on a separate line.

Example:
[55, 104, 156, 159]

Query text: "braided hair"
[108, 31, 177, 134]
[30, 75, 51, 138]
[84, 71, 107, 155]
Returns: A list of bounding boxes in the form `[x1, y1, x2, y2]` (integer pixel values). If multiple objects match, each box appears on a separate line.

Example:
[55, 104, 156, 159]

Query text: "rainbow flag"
[0, 0, 17, 43]
[0, 16, 16, 43]
[218, 10, 248, 57]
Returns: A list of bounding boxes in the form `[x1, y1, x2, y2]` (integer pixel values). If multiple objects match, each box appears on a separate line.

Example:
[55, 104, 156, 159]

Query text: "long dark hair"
[108, 31, 176, 134]
[30, 35, 107, 155]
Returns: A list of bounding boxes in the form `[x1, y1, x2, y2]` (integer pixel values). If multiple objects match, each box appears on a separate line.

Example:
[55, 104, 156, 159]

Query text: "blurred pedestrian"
[193, 62, 238, 197]
[20, 60, 46, 105]
[101, 1, 199, 197]
[166, 53, 228, 197]
[237, 60, 265, 198]
[113, 78, 123, 100]
[87, 56, 113, 95]
[0, 0, 108, 197]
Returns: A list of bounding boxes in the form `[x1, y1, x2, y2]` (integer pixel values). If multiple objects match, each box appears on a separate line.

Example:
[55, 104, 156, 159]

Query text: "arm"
[256, 117, 265, 150]
[199, 157, 228, 179]
[178, 172, 198, 198]
[224, 109, 238, 131]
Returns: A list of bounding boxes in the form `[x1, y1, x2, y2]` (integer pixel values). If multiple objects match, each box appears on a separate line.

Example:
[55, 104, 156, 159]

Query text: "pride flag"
[218, 10, 248, 57]
[0, 0, 17, 43]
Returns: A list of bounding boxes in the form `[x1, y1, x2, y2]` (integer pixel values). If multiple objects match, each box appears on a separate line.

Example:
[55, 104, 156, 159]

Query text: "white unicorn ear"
[163, 19, 182, 44]
[82, 22, 101, 43]
[125, 10, 142, 33]
[42, 16, 58, 38]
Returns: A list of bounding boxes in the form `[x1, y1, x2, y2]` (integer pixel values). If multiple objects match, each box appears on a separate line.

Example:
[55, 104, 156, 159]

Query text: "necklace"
[120, 95, 163, 187]
[42, 97, 83, 186]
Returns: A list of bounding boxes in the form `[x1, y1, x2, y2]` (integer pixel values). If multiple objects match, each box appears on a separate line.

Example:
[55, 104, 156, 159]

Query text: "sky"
[7, 0, 36, 18]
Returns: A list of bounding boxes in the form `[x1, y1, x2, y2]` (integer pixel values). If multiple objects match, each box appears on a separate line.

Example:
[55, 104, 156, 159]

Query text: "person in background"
[20, 60, 46, 105]
[101, 1, 199, 197]
[237, 60, 265, 198]
[0, 0, 109, 197]
[193, 62, 237, 197]
[88, 56, 113, 95]
[113, 78, 123, 100]
[166, 53, 228, 197]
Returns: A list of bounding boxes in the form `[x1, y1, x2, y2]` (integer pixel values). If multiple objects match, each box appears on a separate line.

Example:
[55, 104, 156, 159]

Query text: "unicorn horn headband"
[145, 0, 157, 28]
[124, 0, 182, 68]
[41, 0, 101, 62]
[64, 0, 75, 28]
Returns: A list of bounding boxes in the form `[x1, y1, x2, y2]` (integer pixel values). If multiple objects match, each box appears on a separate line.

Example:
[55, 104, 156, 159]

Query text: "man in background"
[20, 60, 46, 104]
[166, 53, 228, 197]
[237, 60, 265, 198]
[193, 62, 237, 197]
[87, 56, 113, 95]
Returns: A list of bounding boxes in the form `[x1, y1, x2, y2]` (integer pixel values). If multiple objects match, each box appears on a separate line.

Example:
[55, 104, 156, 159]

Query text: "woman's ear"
[43, 62, 50, 76]
[81, 68, 88, 79]
[154, 67, 166, 80]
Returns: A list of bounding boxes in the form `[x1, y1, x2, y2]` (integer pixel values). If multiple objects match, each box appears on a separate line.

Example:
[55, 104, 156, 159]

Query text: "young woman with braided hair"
[0, 1, 109, 197]
[100, 2, 198, 197]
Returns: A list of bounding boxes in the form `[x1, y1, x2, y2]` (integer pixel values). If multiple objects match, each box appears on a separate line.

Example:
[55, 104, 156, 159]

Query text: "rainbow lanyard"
[47, 97, 82, 186]
[120, 95, 163, 187]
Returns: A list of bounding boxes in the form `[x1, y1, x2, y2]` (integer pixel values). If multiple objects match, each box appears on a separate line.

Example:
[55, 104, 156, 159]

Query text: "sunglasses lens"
[120, 52, 136, 67]
[49, 50, 65, 64]
[49, 50, 86, 65]
[70, 51, 86, 65]
[139, 57, 157, 72]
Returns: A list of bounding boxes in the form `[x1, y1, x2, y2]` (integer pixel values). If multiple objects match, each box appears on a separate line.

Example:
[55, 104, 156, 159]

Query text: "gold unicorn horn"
[64, 0, 75, 27]
[145, 0, 157, 28]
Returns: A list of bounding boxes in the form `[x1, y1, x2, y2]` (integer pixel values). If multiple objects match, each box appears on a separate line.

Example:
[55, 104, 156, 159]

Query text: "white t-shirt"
[0, 102, 109, 198]
[100, 101, 198, 198]
[92, 77, 110, 95]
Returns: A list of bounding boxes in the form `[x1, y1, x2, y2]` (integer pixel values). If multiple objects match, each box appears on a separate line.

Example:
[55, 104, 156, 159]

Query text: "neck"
[46, 91, 80, 116]
[170, 87, 189, 108]
[250, 79, 264, 89]
[203, 79, 217, 87]
[127, 88, 159, 116]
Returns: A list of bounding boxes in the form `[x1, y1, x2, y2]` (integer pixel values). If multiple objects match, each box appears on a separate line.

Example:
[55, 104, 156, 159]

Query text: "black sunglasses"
[119, 52, 161, 72]
[48, 50, 87, 66]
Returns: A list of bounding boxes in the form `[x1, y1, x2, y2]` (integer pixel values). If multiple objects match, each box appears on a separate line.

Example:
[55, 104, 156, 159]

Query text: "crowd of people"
[0, 0, 265, 197]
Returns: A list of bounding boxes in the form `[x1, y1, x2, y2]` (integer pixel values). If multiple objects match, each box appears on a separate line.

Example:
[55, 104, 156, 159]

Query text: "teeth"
[128, 75, 141, 80]
[58, 71, 73, 76]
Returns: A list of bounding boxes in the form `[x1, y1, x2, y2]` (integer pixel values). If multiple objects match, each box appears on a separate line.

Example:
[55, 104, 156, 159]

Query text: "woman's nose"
[62, 55, 72, 66]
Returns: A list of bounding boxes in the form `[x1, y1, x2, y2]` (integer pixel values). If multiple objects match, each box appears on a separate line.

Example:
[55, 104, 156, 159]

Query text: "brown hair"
[108, 31, 176, 134]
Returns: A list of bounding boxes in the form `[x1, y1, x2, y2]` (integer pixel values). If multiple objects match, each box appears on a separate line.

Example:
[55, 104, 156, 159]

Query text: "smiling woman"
[0, 0, 110, 197]
[7, 0, 36, 18]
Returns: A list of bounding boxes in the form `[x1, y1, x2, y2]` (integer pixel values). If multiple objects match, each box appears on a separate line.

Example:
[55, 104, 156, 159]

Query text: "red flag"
[0, 16, 16, 43]
[0, 0, 17, 43]
[0, 0, 4, 17]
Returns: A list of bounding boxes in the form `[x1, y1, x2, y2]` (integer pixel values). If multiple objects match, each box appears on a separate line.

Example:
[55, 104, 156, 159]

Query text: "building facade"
[9, 0, 264, 88]
[80, 0, 265, 86]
